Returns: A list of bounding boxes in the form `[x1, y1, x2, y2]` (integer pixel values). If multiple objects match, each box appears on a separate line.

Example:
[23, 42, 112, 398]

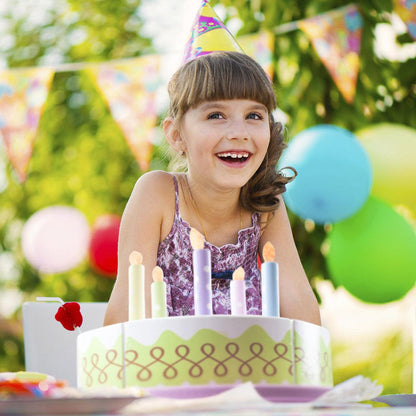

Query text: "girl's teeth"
[218, 152, 249, 158]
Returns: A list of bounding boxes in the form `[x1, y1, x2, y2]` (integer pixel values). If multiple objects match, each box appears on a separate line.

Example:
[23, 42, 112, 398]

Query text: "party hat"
[183, 0, 244, 63]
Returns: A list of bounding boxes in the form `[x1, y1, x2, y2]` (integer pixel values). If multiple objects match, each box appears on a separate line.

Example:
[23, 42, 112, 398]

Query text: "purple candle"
[190, 228, 212, 315]
[230, 266, 246, 315]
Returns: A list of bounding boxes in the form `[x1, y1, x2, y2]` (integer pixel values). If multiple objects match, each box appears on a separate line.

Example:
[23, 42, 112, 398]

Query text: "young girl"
[104, 51, 321, 325]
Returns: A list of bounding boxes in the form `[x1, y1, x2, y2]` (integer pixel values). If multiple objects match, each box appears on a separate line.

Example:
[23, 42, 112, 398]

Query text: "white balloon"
[21, 206, 90, 273]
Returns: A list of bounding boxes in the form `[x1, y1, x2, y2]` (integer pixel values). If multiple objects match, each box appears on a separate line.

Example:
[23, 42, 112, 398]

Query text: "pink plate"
[147, 384, 330, 403]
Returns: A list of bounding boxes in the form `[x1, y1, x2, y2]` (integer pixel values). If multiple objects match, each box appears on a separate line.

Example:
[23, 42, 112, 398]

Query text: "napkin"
[312, 375, 383, 407]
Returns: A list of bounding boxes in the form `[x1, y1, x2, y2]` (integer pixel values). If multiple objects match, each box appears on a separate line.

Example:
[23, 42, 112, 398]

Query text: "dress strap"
[171, 174, 180, 220]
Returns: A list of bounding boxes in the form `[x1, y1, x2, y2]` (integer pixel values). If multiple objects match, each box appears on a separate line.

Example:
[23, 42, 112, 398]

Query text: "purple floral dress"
[157, 175, 262, 316]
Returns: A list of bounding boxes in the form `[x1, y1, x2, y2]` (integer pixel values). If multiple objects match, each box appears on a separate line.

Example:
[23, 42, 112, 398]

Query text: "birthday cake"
[77, 231, 332, 402]
[77, 315, 332, 402]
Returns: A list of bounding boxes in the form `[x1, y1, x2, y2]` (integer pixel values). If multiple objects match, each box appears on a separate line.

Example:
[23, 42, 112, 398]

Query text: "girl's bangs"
[170, 52, 276, 118]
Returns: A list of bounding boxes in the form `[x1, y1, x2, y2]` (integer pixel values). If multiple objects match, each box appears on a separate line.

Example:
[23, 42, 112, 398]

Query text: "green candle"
[151, 266, 168, 318]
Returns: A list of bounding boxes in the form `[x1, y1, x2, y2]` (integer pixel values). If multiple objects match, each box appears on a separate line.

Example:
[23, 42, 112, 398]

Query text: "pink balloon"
[21, 206, 90, 273]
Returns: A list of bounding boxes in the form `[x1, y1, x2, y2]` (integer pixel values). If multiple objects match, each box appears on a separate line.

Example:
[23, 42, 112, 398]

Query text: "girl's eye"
[208, 112, 224, 120]
[247, 112, 263, 120]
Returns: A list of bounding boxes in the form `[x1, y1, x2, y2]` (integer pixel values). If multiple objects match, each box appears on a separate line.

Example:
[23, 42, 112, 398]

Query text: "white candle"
[128, 251, 145, 321]
[261, 242, 280, 317]
[151, 266, 168, 318]
[190, 228, 212, 315]
[230, 266, 246, 315]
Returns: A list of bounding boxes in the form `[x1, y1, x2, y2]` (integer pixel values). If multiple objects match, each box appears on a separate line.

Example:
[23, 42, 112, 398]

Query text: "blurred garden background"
[1, 0, 416, 394]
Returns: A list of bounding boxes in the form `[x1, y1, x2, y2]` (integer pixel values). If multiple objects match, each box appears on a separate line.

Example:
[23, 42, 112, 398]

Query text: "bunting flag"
[394, 0, 416, 40]
[0, 68, 54, 181]
[88, 55, 161, 172]
[238, 31, 275, 79]
[298, 4, 363, 104]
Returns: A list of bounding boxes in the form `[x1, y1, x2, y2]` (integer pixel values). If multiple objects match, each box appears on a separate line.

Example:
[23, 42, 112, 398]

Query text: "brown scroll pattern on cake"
[123, 342, 297, 381]
[81, 341, 308, 386]
[320, 350, 332, 383]
[291, 346, 332, 385]
[82, 349, 124, 387]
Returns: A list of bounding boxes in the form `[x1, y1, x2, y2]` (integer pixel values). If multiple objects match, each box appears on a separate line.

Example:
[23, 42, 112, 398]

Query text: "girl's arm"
[259, 197, 321, 326]
[104, 171, 174, 325]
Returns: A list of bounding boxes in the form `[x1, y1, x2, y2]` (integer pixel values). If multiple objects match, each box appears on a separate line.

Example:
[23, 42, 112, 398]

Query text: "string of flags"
[0, 2, 414, 182]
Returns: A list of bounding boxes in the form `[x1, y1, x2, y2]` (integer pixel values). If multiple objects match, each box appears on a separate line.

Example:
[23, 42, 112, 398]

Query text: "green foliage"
[0, 0, 415, 393]
[332, 332, 412, 394]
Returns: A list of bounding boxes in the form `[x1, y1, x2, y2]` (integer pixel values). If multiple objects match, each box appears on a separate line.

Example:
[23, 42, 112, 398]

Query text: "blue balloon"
[278, 125, 372, 224]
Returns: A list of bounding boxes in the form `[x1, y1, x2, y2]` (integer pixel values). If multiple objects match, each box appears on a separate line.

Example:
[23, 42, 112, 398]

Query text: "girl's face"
[179, 99, 271, 190]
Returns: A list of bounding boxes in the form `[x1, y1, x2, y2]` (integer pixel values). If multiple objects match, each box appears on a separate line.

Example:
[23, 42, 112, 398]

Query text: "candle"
[230, 266, 246, 315]
[190, 228, 212, 315]
[261, 241, 279, 317]
[128, 251, 145, 321]
[151, 266, 168, 318]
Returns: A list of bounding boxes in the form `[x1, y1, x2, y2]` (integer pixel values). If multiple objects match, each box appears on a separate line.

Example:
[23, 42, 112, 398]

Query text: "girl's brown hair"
[167, 51, 295, 214]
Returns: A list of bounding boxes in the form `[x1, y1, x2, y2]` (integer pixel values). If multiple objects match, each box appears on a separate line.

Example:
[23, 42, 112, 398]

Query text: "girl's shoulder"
[133, 170, 174, 195]
[128, 171, 175, 211]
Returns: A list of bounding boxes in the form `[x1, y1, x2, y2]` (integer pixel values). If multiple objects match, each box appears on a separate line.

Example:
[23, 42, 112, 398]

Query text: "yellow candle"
[151, 266, 168, 318]
[128, 251, 145, 321]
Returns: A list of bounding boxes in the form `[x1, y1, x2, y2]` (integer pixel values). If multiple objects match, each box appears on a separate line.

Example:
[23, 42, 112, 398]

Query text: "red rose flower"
[55, 302, 83, 331]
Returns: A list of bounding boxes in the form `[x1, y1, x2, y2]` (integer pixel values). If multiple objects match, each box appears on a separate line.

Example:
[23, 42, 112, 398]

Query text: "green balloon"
[356, 123, 416, 212]
[326, 197, 416, 303]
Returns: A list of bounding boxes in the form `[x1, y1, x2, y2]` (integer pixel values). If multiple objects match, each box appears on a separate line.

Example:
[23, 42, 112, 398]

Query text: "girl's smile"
[215, 150, 252, 167]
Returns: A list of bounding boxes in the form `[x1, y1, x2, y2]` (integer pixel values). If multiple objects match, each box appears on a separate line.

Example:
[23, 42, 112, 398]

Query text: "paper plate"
[372, 394, 416, 407]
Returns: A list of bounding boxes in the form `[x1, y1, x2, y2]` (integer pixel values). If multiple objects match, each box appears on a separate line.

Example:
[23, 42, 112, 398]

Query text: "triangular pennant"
[183, 0, 244, 63]
[238, 31, 275, 79]
[394, 0, 416, 40]
[0, 68, 54, 181]
[298, 4, 363, 104]
[88, 55, 162, 171]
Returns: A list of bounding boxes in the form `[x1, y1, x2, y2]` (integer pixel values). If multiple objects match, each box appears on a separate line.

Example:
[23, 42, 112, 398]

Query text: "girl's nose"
[224, 119, 249, 141]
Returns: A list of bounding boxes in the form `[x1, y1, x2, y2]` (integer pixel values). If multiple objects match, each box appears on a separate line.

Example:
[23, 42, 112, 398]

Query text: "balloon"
[21, 206, 90, 274]
[326, 197, 416, 303]
[356, 123, 416, 212]
[89, 214, 121, 277]
[278, 124, 372, 224]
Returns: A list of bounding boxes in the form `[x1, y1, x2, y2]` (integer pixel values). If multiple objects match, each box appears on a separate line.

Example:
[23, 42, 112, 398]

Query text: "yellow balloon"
[356, 123, 416, 212]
